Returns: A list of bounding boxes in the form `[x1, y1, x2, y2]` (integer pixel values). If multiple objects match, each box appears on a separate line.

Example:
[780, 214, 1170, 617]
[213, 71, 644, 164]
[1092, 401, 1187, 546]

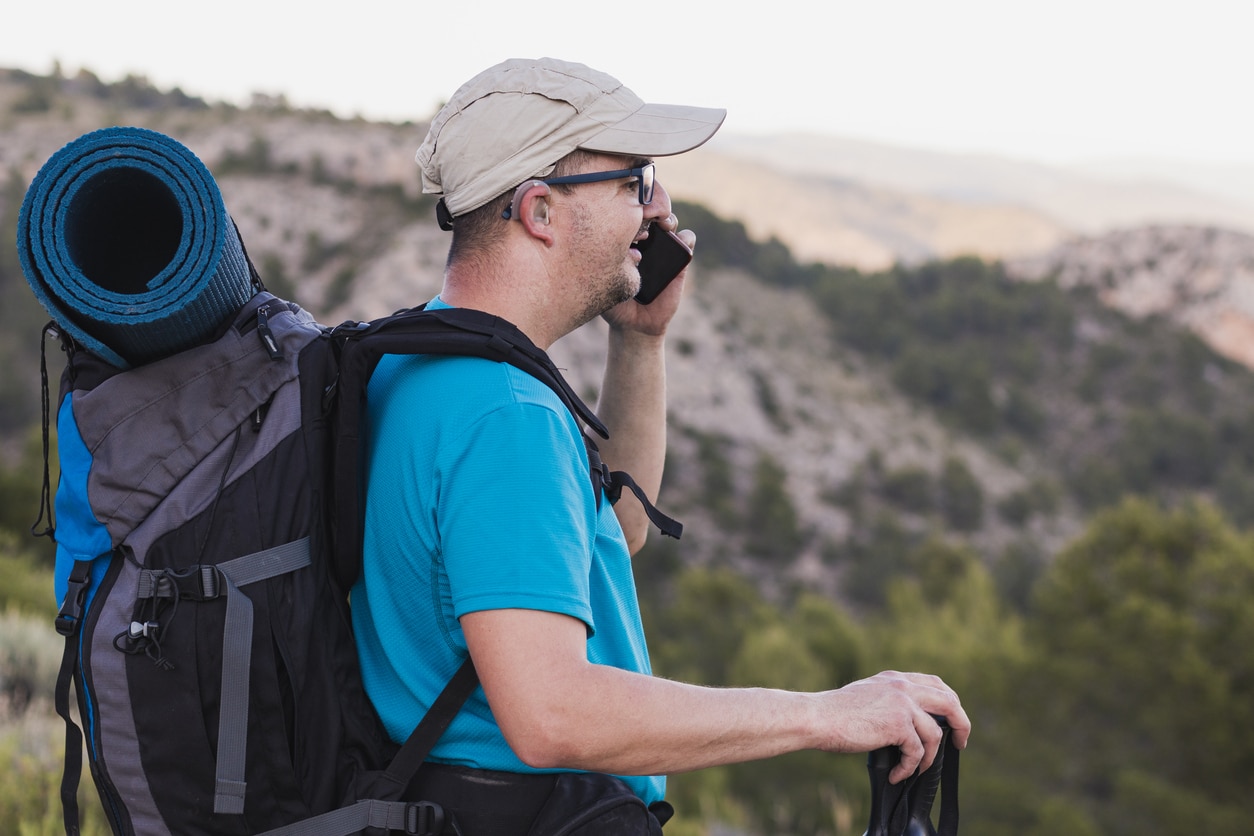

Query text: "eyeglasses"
[503, 163, 655, 220]
[544, 163, 655, 206]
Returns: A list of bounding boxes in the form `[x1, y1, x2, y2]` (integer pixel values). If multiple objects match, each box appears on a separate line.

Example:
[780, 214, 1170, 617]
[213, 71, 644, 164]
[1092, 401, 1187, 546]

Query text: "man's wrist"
[607, 324, 666, 356]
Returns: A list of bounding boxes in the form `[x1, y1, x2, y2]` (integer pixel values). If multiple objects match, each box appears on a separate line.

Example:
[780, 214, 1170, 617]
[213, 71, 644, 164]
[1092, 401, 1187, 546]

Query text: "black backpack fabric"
[46, 290, 681, 836]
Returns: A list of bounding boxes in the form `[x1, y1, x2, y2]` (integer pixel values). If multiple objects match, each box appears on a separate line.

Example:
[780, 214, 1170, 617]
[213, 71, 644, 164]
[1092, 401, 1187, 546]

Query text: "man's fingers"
[899, 671, 971, 751]
[844, 671, 967, 784]
[888, 708, 945, 783]
[823, 669, 970, 777]
[890, 734, 925, 784]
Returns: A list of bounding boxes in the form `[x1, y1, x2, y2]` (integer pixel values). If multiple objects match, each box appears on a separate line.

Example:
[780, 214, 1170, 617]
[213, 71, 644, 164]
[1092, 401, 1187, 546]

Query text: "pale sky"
[4, 0, 1252, 167]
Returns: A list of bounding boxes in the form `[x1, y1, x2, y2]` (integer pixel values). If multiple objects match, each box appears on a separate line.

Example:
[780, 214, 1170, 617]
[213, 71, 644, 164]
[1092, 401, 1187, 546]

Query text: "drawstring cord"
[113, 426, 243, 670]
[31, 322, 60, 541]
[113, 572, 178, 672]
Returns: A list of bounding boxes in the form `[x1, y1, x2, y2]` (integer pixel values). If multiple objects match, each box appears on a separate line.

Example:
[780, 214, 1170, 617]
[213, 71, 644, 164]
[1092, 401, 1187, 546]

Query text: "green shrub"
[749, 370, 789, 434]
[1, 710, 111, 835]
[744, 452, 803, 560]
[939, 457, 983, 531]
[0, 609, 61, 713]
[1029, 498, 1254, 816]
[840, 511, 917, 607]
[881, 465, 934, 514]
[0, 536, 54, 618]
[688, 429, 739, 527]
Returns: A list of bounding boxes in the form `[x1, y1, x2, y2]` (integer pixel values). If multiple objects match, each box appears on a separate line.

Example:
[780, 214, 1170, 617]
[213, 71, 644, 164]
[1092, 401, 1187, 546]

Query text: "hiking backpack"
[44, 289, 682, 836]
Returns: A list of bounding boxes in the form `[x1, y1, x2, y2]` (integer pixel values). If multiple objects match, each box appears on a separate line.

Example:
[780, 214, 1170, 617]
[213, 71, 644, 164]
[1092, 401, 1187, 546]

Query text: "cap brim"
[578, 103, 727, 157]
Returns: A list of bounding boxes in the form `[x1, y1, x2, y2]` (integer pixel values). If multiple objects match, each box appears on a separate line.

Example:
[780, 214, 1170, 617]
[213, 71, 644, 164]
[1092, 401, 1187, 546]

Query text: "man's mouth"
[629, 226, 650, 263]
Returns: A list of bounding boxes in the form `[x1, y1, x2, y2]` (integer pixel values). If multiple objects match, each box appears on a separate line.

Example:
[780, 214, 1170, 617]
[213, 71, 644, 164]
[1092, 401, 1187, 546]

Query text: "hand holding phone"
[635, 222, 693, 304]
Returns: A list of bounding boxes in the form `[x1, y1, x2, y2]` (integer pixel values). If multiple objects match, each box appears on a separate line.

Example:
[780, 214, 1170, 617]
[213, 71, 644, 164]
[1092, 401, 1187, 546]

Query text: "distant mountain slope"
[660, 147, 1067, 271]
[707, 133, 1254, 238]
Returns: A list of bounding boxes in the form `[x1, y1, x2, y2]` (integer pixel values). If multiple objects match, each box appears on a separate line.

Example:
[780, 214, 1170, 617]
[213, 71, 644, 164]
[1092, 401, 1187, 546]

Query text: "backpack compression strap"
[131, 538, 314, 814]
[53, 544, 314, 827]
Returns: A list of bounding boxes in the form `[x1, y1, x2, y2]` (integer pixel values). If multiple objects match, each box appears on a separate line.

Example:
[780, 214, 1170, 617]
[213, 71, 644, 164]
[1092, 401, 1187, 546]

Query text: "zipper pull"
[257, 305, 284, 360]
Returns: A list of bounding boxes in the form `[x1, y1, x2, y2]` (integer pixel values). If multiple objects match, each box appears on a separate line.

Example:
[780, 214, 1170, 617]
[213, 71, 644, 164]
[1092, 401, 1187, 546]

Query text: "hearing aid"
[503, 179, 551, 222]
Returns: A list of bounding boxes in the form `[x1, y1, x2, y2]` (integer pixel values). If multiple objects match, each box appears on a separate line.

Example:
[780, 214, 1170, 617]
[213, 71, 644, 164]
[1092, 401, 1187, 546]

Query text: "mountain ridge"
[706, 132, 1254, 234]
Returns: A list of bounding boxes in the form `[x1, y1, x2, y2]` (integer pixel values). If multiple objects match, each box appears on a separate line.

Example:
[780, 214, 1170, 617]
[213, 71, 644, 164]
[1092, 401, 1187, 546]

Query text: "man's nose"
[643, 181, 672, 221]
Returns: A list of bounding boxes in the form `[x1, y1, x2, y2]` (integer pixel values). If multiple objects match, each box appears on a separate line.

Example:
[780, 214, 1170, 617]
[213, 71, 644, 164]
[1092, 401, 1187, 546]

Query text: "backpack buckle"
[55, 559, 95, 636]
[404, 801, 445, 835]
[135, 566, 222, 602]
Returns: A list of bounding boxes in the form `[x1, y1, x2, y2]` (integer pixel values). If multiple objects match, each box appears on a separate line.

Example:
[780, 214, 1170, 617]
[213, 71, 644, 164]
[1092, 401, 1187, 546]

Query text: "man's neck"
[440, 268, 571, 351]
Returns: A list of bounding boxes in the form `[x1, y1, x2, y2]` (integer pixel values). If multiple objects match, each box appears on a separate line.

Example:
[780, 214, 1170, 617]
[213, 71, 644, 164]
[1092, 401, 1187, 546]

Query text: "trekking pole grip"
[862, 714, 957, 836]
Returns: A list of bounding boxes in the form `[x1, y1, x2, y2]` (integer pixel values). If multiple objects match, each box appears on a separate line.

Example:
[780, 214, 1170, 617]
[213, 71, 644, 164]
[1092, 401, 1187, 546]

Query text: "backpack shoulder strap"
[379, 657, 480, 792]
[327, 305, 680, 591]
[253, 662, 478, 836]
[333, 305, 608, 429]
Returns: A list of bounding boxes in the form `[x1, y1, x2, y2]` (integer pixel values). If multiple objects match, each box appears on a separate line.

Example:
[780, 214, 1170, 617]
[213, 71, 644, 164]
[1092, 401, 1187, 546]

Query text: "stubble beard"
[567, 209, 641, 326]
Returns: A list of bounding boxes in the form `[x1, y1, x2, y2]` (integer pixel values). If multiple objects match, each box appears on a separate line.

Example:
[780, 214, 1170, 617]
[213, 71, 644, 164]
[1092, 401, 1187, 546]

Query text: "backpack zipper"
[256, 305, 285, 361]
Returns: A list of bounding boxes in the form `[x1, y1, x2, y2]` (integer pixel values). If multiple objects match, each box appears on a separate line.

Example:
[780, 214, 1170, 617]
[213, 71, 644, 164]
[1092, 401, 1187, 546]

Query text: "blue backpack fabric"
[44, 290, 682, 836]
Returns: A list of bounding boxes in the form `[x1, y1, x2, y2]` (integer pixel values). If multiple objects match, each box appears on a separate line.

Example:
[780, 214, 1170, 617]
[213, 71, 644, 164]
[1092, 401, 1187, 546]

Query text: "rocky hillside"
[1010, 225, 1254, 369]
[6, 67, 1254, 609]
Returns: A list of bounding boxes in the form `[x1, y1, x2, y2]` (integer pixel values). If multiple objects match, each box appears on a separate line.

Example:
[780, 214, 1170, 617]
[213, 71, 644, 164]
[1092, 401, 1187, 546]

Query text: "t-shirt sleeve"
[437, 399, 596, 632]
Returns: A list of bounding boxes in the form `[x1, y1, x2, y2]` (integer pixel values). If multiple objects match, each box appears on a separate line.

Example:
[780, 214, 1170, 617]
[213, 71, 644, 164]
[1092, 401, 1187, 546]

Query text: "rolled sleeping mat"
[18, 126, 255, 368]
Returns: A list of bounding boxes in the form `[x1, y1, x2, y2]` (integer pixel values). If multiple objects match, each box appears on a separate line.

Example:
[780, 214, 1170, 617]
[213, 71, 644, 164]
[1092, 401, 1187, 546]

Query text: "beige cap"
[417, 57, 726, 219]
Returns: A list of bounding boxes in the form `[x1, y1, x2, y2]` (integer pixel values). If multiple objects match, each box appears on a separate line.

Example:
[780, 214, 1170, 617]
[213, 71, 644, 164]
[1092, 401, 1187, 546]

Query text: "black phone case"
[635, 224, 692, 304]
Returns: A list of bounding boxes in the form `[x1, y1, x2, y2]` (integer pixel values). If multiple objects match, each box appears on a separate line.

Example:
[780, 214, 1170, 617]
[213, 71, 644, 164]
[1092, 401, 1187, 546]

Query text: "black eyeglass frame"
[502, 163, 656, 220]
[544, 163, 655, 205]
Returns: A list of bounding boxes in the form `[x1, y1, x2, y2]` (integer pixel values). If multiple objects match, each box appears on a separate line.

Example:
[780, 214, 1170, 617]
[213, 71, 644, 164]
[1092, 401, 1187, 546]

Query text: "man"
[352, 57, 970, 834]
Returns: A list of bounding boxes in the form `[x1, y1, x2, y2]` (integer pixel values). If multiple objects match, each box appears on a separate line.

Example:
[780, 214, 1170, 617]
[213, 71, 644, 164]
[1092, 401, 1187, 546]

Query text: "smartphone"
[635, 222, 693, 304]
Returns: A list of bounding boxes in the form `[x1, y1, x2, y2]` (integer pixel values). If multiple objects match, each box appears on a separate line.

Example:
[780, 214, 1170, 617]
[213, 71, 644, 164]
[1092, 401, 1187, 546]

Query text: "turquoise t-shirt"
[351, 298, 665, 805]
